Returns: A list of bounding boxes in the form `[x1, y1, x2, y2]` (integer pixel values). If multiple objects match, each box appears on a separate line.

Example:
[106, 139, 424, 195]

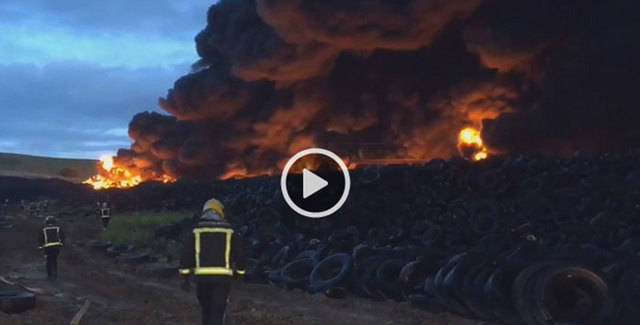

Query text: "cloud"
[104, 128, 128, 137]
[0, 1, 213, 68]
[0, 0, 212, 40]
[0, 22, 197, 68]
[0, 0, 214, 158]
[0, 62, 189, 158]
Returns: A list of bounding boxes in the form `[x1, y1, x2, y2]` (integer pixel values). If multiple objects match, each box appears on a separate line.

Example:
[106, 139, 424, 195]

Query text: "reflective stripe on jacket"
[179, 220, 247, 278]
[101, 208, 111, 219]
[180, 226, 234, 276]
[194, 227, 234, 276]
[42, 226, 63, 247]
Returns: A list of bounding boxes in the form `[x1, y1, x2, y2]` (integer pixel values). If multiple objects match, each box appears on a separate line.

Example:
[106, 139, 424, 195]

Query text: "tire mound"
[219, 152, 640, 324]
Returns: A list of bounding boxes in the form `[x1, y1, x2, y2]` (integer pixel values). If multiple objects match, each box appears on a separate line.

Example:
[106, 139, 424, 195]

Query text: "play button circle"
[281, 148, 351, 218]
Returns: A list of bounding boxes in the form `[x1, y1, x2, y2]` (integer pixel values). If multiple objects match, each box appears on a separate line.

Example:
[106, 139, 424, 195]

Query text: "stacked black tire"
[0, 291, 35, 314]
[223, 151, 640, 325]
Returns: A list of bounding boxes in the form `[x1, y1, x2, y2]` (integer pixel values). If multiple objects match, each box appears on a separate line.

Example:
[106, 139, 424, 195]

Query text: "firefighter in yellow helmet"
[38, 216, 65, 281]
[179, 198, 246, 325]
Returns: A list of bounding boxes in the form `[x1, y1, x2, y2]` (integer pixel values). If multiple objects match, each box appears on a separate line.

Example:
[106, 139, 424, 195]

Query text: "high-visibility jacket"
[39, 226, 65, 248]
[101, 208, 111, 219]
[179, 221, 246, 279]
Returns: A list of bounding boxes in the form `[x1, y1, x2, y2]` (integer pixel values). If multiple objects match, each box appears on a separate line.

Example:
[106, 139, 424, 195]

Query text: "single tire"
[324, 286, 347, 299]
[467, 200, 500, 234]
[469, 213, 498, 235]
[387, 227, 407, 245]
[615, 267, 640, 324]
[462, 264, 496, 321]
[0, 223, 14, 230]
[106, 247, 121, 257]
[418, 225, 443, 247]
[408, 293, 445, 314]
[281, 258, 315, 289]
[309, 253, 353, 294]
[514, 263, 613, 325]
[421, 277, 447, 314]
[352, 255, 387, 300]
[141, 263, 178, 278]
[106, 244, 134, 257]
[479, 169, 510, 193]
[484, 263, 526, 324]
[399, 261, 429, 294]
[519, 175, 545, 194]
[87, 240, 112, 250]
[358, 167, 381, 184]
[441, 263, 475, 316]
[113, 243, 135, 252]
[267, 268, 287, 288]
[433, 260, 469, 315]
[352, 244, 377, 266]
[312, 243, 331, 265]
[244, 258, 267, 284]
[0, 291, 36, 314]
[375, 258, 407, 301]
[294, 249, 316, 260]
[116, 252, 152, 264]
[518, 194, 556, 221]
[513, 263, 563, 325]
[271, 245, 292, 268]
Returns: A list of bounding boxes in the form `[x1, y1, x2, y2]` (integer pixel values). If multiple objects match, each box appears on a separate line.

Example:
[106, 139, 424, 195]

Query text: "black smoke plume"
[116, 0, 640, 180]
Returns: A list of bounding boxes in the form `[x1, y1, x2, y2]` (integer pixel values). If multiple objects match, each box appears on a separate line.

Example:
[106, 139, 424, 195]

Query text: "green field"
[0, 152, 97, 181]
[103, 210, 189, 258]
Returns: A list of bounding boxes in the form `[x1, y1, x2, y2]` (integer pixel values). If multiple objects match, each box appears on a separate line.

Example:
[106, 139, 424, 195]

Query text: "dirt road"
[0, 209, 485, 325]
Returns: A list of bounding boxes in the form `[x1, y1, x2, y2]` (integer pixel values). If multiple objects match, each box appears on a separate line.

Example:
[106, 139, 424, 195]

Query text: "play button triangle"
[302, 168, 328, 199]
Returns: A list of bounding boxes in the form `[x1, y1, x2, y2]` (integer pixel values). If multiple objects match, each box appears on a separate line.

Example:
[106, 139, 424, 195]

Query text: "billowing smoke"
[116, 0, 640, 180]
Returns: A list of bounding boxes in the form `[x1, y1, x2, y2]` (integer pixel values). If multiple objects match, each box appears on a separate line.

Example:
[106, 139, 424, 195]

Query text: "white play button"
[302, 168, 328, 199]
[281, 148, 351, 218]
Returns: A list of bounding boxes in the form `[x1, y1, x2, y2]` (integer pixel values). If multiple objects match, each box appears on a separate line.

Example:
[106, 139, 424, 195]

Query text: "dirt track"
[0, 209, 486, 325]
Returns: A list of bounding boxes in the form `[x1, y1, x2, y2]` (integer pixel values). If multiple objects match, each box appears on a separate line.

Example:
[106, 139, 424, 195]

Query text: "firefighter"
[38, 216, 65, 281]
[100, 202, 112, 230]
[179, 198, 246, 325]
[1, 198, 8, 214]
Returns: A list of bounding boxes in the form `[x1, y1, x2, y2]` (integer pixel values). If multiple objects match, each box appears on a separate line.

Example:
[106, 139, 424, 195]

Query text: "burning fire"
[87, 127, 489, 187]
[458, 127, 489, 161]
[83, 154, 175, 190]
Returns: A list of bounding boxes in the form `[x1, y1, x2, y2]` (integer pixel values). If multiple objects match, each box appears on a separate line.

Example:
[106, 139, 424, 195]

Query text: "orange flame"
[458, 127, 489, 161]
[83, 155, 175, 190]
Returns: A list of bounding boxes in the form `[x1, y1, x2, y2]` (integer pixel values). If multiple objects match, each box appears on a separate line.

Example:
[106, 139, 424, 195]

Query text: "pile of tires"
[0, 291, 35, 314]
[85, 240, 166, 276]
[0, 216, 13, 230]
[79, 150, 640, 324]
[219, 151, 640, 324]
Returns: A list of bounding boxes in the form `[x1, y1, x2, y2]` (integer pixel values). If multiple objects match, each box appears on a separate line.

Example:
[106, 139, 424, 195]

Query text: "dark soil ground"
[0, 208, 488, 325]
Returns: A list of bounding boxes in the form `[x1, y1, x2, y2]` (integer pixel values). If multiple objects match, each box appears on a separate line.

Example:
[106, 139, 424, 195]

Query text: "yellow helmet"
[45, 215, 56, 225]
[202, 198, 224, 217]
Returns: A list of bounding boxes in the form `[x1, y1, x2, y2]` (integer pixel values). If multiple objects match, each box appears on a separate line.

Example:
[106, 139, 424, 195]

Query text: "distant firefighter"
[179, 198, 246, 325]
[1, 198, 8, 214]
[99, 202, 112, 230]
[38, 216, 65, 281]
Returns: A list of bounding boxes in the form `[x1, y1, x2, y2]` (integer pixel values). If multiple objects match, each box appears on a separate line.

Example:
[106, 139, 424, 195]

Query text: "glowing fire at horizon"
[83, 154, 175, 190]
[458, 127, 489, 161]
[86, 127, 488, 188]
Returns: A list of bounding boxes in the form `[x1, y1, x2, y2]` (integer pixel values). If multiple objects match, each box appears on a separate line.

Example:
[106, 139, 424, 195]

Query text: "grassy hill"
[0, 152, 97, 182]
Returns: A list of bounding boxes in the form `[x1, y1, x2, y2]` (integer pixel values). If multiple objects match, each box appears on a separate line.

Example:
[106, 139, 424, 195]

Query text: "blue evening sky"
[0, 0, 212, 158]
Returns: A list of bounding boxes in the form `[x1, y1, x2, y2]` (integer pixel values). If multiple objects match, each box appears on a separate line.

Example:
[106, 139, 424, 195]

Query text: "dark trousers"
[196, 281, 231, 325]
[45, 247, 59, 280]
[101, 217, 110, 228]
